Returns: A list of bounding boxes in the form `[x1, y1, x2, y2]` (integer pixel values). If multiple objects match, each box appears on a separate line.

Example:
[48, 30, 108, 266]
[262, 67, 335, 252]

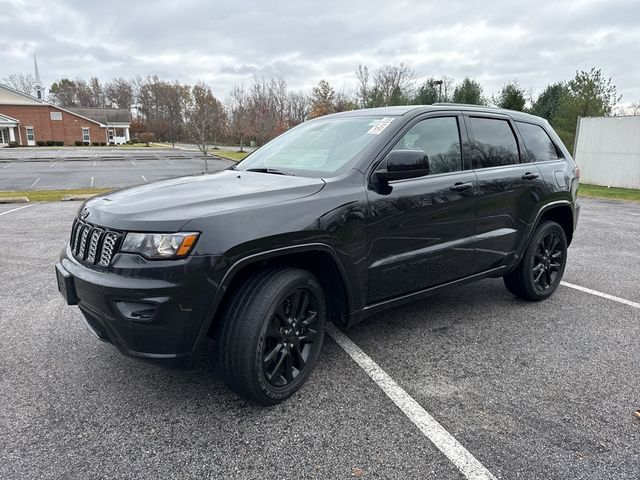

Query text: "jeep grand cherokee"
[56, 105, 579, 404]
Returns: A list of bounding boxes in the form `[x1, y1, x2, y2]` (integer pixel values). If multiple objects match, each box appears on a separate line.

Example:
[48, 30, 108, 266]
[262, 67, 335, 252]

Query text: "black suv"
[56, 105, 579, 404]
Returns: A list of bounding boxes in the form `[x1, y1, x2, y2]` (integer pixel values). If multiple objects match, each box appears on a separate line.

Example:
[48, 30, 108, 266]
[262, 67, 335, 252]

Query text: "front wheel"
[504, 220, 568, 301]
[217, 267, 326, 405]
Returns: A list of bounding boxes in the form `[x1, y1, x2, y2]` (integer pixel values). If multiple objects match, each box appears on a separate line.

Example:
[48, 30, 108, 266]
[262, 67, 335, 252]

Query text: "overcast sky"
[1, 0, 639, 103]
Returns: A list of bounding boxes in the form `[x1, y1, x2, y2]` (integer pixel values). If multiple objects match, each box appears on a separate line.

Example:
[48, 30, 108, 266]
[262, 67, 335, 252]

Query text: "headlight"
[121, 232, 199, 259]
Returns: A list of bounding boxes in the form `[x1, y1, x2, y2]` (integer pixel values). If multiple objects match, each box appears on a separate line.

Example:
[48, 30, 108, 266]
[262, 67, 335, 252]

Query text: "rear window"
[516, 121, 560, 162]
[468, 117, 519, 168]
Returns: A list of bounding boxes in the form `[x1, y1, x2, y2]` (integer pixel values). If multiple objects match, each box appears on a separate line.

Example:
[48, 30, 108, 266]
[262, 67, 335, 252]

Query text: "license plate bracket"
[55, 263, 78, 305]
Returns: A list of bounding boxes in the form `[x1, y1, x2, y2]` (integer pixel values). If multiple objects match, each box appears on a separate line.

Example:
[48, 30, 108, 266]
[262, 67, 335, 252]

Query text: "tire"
[504, 220, 568, 301]
[217, 267, 326, 405]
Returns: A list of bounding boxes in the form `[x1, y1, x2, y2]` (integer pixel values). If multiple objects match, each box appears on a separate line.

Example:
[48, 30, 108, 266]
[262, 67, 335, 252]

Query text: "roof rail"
[432, 103, 497, 108]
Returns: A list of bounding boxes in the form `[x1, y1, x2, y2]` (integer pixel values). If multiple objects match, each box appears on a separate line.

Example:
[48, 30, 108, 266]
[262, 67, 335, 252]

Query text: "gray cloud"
[1, 0, 639, 103]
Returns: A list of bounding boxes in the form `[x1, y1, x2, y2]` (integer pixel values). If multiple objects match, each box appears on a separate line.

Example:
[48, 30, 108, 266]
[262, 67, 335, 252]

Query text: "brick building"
[0, 84, 131, 147]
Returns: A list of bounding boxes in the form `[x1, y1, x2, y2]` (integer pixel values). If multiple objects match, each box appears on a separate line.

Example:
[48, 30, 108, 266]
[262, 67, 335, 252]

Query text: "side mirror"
[372, 149, 430, 184]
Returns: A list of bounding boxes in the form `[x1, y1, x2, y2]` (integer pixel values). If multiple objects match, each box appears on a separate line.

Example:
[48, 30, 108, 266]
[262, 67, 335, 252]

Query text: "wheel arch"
[196, 244, 353, 350]
[508, 200, 575, 276]
[536, 201, 575, 246]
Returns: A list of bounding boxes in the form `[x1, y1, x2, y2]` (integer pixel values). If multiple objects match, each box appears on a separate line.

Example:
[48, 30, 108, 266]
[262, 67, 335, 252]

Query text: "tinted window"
[468, 117, 519, 168]
[516, 121, 560, 162]
[391, 117, 462, 174]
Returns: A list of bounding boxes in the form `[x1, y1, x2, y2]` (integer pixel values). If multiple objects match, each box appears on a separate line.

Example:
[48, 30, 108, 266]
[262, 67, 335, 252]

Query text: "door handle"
[522, 172, 539, 180]
[450, 182, 473, 192]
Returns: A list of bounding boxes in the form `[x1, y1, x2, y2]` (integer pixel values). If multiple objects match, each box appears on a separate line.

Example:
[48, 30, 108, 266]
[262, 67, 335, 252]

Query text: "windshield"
[236, 116, 396, 177]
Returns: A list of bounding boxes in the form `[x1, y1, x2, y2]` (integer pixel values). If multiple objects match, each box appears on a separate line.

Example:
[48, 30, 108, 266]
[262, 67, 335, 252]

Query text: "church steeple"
[33, 53, 44, 100]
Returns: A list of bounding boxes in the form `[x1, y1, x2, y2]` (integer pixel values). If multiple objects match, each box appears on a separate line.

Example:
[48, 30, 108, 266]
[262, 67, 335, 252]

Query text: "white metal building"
[574, 116, 640, 189]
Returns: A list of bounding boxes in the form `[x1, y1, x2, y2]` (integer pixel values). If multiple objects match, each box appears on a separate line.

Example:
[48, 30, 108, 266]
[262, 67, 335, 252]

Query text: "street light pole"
[429, 79, 444, 103]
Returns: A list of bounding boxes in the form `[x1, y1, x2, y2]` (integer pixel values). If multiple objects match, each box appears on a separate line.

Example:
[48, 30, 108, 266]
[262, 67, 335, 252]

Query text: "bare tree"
[105, 78, 134, 110]
[246, 77, 287, 145]
[286, 91, 309, 127]
[2, 73, 36, 95]
[355, 65, 369, 108]
[89, 77, 105, 107]
[372, 63, 415, 106]
[333, 89, 357, 112]
[628, 101, 640, 115]
[186, 83, 226, 172]
[227, 85, 252, 151]
[137, 76, 190, 142]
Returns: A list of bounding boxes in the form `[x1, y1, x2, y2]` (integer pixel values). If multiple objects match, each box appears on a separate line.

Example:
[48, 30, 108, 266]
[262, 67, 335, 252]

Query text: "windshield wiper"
[244, 167, 295, 176]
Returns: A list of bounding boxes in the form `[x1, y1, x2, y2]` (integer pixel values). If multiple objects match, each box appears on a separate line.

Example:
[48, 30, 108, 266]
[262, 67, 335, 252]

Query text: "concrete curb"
[61, 194, 98, 201]
[0, 196, 30, 204]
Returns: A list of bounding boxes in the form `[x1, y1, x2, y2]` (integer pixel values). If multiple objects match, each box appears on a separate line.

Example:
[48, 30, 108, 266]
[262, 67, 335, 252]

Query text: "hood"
[82, 170, 325, 231]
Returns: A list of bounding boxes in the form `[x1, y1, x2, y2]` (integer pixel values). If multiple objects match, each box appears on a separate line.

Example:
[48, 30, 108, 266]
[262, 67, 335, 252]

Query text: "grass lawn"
[0, 188, 113, 202]
[213, 149, 250, 161]
[112, 143, 168, 148]
[579, 184, 640, 202]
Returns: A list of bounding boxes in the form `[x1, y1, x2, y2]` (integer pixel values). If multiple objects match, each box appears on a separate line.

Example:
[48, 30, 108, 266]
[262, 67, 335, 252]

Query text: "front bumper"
[56, 246, 222, 362]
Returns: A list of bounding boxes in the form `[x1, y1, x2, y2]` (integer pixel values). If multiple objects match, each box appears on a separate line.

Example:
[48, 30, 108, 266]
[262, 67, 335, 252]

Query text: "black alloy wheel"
[217, 267, 326, 404]
[503, 220, 568, 301]
[531, 231, 564, 292]
[263, 288, 321, 387]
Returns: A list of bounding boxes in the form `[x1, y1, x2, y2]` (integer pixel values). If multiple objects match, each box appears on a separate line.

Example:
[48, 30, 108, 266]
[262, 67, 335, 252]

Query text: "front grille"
[69, 218, 122, 267]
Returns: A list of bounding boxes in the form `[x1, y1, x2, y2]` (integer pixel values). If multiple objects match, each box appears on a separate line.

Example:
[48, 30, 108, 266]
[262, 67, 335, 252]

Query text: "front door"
[0, 128, 9, 145]
[366, 115, 478, 304]
[464, 115, 547, 272]
[25, 127, 35, 146]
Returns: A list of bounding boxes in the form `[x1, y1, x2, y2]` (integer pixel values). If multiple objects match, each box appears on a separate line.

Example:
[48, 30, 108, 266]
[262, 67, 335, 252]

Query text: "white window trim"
[82, 127, 91, 143]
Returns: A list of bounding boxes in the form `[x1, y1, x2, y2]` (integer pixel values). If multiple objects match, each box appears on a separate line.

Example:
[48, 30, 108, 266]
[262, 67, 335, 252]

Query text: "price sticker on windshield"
[366, 117, 394, 135]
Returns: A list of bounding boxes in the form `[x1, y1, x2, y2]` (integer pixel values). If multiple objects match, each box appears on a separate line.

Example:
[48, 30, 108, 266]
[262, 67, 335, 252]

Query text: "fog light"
[115, 301, 158, 321]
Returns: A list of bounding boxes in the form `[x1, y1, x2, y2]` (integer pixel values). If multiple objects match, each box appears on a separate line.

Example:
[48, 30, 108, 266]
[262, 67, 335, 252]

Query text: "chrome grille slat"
[85, 228, 104, 264]
[71, 220, 83, 254]
[69, 218, 121, 267]
[98, 232, 119, 267]
[78, 225, 91, 259]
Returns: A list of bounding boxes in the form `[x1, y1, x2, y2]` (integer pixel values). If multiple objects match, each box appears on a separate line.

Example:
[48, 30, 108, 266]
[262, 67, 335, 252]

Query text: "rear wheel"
[217, 267, 326, 404]
[504, 220, 567, 301]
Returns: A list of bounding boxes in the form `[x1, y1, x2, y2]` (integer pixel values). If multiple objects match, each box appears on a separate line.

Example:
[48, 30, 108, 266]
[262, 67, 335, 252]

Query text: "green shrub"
[54, 141, 64, 146]
[91, 141, 99, 146]
[83, 142, 90, 146]
[74, 140, 83, 146]
[46, 140, 55, 146]
[8, 141, 18, 148]
[99, 142, 106, 146]
[36, 140, 46, 146]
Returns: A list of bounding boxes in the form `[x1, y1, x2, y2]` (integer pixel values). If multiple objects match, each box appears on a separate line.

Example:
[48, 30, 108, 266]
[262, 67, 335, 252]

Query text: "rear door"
[465, 114, 547, 272]
[365, 113, 478, 303]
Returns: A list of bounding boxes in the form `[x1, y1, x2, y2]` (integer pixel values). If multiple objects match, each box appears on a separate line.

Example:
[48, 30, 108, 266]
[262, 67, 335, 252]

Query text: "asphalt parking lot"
[0, 197, 638, 479]
[0, 148, 232, 190]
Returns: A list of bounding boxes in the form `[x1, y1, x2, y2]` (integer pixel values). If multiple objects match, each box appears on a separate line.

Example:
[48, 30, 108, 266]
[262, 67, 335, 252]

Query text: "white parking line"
[30, 178, 40, 189]
[130, 160, 137, 167]
[2, 163, 12, 169]
[90, 176, 95, 187]
[0, 202, 40, 217]
[326, 324, 497, 480]
[93, 161, 97, 167]
[50, 162, 57, 168]
[166, 159, 174, 165]
[141, 175, 147, 182]
[561, 281, 640, 309]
